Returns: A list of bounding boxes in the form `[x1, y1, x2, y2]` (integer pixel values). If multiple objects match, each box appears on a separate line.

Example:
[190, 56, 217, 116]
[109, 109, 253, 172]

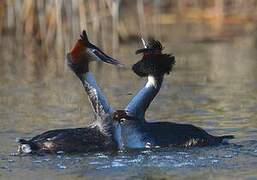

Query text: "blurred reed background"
[0, 0, 257, 83]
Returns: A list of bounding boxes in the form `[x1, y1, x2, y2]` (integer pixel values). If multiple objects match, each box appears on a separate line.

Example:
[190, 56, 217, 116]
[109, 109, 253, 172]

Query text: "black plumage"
[132, 54, 175, 77]
[18, 126, 117, 154]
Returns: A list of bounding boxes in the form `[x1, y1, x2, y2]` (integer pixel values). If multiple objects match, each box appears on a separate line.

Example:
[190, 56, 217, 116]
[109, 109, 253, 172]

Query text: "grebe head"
[132, 38, 175, 77]
[67, 30, 122, 67]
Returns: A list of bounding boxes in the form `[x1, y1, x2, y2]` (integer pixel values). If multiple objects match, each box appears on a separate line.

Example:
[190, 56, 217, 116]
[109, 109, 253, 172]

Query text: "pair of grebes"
[18, 30, 234, 154]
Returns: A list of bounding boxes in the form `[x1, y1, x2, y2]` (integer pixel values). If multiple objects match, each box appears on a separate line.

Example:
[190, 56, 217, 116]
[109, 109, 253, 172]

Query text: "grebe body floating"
[113, 38, 234, 149]
[18, 30, 122, 154]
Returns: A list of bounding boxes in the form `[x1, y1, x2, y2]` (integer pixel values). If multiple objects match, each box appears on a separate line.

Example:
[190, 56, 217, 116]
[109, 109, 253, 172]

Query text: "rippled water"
[0, 36, 257, 179]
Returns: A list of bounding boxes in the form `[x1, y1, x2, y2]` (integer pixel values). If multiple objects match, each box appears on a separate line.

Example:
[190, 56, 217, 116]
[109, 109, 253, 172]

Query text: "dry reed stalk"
[36, 0, 47, 62]
[89, 1, 100, 43]
[137, 0, 147, 37]
[6, 0, 17, 35]
[63, 0, 72, 54]
[14, 0, 23, 40]
[100, 0, 108, 51]
[177, 0, 186, 18]
[1, 0, 257, 80]
[71, 0, 80, 41]
[0, 1, 5, 37]
[111, 0, 120, 57]
[22, 0, 34, 36]
[153, 0, 161, 39]
[55, 0, 64, 74]
[212, 0, 224, 33]
[78, 0, 87, 32]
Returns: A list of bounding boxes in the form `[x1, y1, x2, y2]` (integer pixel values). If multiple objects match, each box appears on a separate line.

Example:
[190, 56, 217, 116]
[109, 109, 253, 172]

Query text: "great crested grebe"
[17, 31, 122, 154]
[111, 38, 234, 149]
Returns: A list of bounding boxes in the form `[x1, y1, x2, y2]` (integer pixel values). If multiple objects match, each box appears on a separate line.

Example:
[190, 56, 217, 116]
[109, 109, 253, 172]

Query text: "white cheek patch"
[146, 76, 157, 88]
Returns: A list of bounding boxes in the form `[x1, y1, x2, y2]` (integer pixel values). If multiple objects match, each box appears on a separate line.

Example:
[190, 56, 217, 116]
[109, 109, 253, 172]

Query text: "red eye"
[143, 52, 149, 58]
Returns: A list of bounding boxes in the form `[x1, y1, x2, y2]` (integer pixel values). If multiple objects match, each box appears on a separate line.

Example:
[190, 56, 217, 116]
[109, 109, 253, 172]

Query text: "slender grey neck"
[125, 75, 163, 120]
[81, 72, 114, 123]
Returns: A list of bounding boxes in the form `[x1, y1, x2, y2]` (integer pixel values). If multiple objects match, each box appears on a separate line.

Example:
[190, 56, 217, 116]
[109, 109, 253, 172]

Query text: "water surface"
[0, 36, 257, 179]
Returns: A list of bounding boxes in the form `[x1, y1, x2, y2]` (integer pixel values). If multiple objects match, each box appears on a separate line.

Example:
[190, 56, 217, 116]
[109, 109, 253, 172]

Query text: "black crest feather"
[133, 38, 175, 77]
[145, 38, 163, 50]
[132, 54, 175, 77]
[79, 30, 90, 45]
[135, 38, 164, 54]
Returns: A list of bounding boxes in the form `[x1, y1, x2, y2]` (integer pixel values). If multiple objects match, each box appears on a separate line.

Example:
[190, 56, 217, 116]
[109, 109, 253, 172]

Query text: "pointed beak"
[88, 43, 123, 66]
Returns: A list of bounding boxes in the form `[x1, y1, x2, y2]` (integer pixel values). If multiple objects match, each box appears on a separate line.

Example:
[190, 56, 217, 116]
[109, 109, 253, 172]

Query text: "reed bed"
[0, 0, 257, 82]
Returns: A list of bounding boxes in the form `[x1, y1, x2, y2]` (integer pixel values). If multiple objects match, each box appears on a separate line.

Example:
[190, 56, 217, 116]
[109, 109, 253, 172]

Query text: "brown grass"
[0, 0, 257, 81]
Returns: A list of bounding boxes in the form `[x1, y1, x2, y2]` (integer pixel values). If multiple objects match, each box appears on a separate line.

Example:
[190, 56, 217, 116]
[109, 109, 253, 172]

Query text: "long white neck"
[125, 75, 163, 120]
